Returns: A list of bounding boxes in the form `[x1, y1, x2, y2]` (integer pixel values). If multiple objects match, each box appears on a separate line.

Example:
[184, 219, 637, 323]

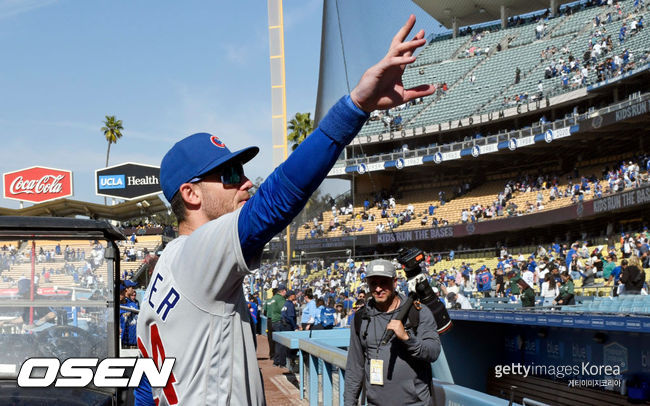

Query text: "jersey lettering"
[149, 274, 164, 309]
[148, 273, 181, 321]
[138, 323, 179, 405]
[156, 288, 180, 321]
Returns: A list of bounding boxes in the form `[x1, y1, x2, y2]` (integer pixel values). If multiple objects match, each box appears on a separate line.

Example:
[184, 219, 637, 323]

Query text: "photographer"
[344, 259, 441, 406]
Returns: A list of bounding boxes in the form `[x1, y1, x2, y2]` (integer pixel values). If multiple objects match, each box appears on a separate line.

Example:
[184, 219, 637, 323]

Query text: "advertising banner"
[95, 162, 160, 200]
[3, 166, 73, 203]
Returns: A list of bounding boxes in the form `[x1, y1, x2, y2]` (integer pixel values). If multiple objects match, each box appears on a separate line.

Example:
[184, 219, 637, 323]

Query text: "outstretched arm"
[239, 15, 435, 264]
[350, 15, 434, 113]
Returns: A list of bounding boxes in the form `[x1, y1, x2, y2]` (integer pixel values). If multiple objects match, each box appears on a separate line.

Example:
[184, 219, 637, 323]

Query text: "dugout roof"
[414, 0, 577, 28]
[0, 195, 168, 222]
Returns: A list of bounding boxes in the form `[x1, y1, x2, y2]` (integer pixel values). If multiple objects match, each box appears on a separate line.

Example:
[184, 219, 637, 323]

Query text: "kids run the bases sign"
[3, 166, 73, 203]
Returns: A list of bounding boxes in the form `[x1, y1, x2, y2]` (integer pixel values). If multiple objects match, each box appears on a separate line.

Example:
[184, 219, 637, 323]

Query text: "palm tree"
[101, 115, 124, 205]
[287, 112, 314, 151]
[101, 115, 124, 167]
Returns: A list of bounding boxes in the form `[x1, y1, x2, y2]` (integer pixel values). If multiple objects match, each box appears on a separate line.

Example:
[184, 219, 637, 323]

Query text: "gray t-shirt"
[137, 208, 264, 405]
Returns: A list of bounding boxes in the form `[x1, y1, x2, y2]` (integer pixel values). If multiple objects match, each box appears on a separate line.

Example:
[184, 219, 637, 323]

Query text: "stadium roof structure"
[0, 195, 168, 221]
[413, 0, 576, 28]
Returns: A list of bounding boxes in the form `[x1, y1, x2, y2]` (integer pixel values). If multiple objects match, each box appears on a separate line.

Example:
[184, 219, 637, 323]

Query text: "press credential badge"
[370, 359, 384, 385]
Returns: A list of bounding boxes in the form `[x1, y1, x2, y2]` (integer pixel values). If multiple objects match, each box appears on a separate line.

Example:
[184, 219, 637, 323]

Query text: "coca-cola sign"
[3, 166, 73, 203]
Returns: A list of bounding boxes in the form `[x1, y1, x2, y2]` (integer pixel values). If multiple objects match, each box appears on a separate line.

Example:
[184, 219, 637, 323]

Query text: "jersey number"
[138, 323, 179, 405]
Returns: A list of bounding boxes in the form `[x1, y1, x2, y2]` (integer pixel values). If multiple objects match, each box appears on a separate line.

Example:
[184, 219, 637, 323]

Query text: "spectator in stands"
[461, 209, 469, 224]
[619, 23, 627, 44]
[535, 20, 545, 40]
[581, 260, 597, 286]
[553, 271, 575, 305]
[494, 267, 505, 297]
[522, 262, 535, 287]
[507, 267, 522, 298]
[446, 292, 472, 309]
[517, 279, 536, 307]
[602, 253, 617, 282]
[620, 255, 646, 294]
[476, 266, 492, 297]
[515, 67, 521, 84]
[121, 286, 139, 348]
[446, 277, 459, 294]
[568, 253, 585, 280]
[335, 303, 347, 327]
[540, 273, 558, 306]
[622, 234, 634, 258]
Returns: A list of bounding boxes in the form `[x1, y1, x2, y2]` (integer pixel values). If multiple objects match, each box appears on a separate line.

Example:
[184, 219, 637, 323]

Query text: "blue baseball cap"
[121, 280, 137, 290]
[160, 132, 259, 202]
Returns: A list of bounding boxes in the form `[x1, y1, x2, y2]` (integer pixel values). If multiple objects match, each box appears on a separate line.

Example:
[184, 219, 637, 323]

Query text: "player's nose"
[240, 176, 253, 190]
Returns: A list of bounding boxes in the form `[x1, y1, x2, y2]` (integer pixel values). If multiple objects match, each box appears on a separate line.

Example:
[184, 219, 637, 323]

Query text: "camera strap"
[354, 304, 420, 341]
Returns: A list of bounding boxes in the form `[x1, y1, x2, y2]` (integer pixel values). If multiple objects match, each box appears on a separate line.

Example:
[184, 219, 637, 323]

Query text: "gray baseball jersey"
[137, 208, 264, 405]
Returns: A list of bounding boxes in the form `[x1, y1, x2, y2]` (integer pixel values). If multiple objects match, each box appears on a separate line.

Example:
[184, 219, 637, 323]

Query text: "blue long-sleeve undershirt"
[238, 96, 368, 263]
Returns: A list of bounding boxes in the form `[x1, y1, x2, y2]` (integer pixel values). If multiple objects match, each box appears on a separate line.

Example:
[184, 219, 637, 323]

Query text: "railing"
[338, 90, 650, 168]
[343, 114, 578, 167]
[272, 328, 515, 406]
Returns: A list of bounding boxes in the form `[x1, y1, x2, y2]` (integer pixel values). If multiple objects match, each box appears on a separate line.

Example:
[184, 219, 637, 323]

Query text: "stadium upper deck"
[353, 0, 648, 139]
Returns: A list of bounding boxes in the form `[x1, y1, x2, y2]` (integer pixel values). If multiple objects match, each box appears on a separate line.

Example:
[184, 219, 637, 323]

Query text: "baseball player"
[135, 15, 434, 405]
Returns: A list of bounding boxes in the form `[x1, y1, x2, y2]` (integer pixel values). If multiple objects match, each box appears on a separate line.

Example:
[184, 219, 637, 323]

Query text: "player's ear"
[178, 182, 202, 207]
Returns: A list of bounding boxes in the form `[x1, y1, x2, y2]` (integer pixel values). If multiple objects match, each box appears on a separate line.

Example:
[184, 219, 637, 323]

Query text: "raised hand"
[350, 15, 435, 113]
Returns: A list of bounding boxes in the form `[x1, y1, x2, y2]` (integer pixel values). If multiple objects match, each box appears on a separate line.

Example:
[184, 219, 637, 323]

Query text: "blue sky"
[0, 0, 442, 210]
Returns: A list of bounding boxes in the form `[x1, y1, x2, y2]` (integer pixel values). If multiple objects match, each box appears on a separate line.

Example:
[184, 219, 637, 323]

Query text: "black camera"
[396, 247, 452, 335]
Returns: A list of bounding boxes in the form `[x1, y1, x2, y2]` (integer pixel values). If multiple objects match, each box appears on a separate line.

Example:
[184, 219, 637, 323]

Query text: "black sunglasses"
[193, 162, 246, 185]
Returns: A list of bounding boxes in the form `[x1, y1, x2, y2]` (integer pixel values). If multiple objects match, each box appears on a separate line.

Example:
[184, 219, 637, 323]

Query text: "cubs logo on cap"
[210, 136, 226, 148]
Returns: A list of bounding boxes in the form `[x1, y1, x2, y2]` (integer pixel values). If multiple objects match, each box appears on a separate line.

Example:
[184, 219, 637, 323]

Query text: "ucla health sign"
[98, 175, 125, 189]
[95, 163, 160, 200]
